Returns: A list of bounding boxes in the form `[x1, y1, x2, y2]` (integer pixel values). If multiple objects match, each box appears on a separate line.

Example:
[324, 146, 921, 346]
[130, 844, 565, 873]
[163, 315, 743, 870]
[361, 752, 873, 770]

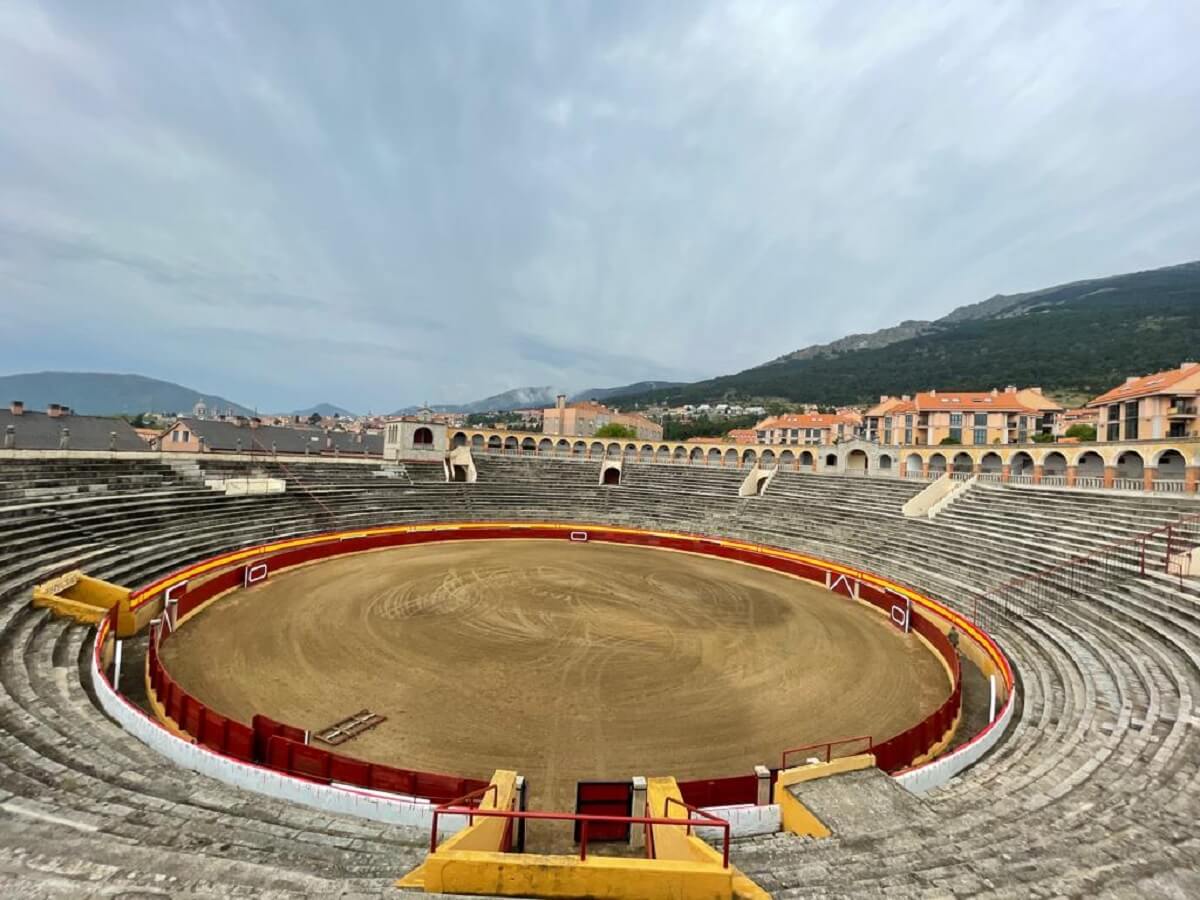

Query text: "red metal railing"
[429, 804, 732, 868]
[780, 734, 873, 770]
[976, 509, 1200, 630]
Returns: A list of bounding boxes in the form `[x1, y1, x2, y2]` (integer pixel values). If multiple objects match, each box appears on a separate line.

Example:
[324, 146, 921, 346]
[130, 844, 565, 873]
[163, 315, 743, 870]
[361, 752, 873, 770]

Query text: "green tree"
[1064, 423, 1097, 442]
[594, 422, 638, 439]
[938, 435, 961, 445]
[1032, 432, 1056, 443]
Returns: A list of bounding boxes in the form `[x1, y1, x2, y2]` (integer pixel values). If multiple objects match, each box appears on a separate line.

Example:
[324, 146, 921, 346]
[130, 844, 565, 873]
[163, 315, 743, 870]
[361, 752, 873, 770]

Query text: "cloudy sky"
[2, 1, 1198, 412]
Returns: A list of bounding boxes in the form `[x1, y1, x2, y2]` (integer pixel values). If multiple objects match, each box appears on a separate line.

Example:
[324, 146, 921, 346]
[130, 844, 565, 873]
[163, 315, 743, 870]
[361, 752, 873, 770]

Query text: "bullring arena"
[1, 447, 1198, 898]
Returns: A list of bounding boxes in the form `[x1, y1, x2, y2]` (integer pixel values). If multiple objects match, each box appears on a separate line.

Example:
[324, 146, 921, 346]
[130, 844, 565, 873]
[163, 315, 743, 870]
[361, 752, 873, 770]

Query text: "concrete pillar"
[629, 776, 647, 850]
[921, 464, 930, 480]
[1000, 464, 1011, 483]
[1186, 466, 1200, 494]
[755, 765, 771, 806]
[1032, 464, 1043, 485]
[1103, 465, 1116, 489]
[972, 463, 982, 476]
[59, 427, 70, 450]
[1065, 465, 1077, 487]
[1143, 467, 1156, 492]
[4, 425, 14, 449]
[198, 436, 206, 453]
[109, 431, 117, 451]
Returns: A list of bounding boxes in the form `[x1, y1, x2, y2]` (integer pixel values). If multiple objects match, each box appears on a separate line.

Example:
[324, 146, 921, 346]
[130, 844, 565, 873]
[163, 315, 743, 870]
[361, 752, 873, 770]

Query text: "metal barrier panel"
[574, 781, 633, 842]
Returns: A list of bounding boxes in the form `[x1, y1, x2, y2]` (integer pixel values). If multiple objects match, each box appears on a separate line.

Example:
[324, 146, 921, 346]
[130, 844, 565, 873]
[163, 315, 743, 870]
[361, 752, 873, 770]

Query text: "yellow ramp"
[32, 570, 135, 634]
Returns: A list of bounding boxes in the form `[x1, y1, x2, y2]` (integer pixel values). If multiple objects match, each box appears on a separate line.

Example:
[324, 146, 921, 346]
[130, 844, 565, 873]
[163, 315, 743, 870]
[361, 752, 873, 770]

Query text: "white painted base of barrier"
[91, 641, 464, 834]
[894, 689, 1016, 794]
[695, 803, 780, 839]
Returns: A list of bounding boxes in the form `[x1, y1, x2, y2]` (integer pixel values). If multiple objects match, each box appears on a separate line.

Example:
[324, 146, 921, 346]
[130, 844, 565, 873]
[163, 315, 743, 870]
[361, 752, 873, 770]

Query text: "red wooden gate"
[574, 781, 633, 842]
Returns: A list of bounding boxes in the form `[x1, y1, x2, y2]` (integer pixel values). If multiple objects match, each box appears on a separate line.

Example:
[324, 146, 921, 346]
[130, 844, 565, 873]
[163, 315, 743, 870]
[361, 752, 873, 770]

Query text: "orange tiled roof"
[1087, 362, 1200, 406]
[911, 390, 1046, 413]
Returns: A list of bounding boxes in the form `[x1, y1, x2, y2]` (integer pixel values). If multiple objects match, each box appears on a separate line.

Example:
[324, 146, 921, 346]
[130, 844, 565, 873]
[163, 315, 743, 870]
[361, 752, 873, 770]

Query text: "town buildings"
[864, 388, 1062, 446]
[1086, 362, 1200, 441]
[1, 401, 146, 451]
[159, 417, 382, 456]
[753, 412, 861, 445]
[542, 395, 664, 440]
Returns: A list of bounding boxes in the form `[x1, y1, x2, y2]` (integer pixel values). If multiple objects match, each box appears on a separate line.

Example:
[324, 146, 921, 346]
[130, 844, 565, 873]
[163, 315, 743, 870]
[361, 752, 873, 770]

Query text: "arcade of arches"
[450, 428, 1200, 494]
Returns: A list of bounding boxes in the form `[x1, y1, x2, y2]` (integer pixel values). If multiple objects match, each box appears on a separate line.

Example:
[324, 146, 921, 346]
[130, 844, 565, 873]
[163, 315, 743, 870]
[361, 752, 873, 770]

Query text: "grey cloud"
[1, 0, 1198, 411]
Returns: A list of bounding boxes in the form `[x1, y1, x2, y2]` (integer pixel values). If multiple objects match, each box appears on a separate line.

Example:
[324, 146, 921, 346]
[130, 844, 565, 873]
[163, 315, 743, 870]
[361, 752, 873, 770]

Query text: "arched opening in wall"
[471, 434, 485, 450]
[1116, 450, 1144, 480]
[641, 444, 654, 462]
[742, 449, 757, 467]
[1042, 451, 1067, 476]
[656, 446, 670, 463]
[725, 448, 739, 466]
[521, 437, 537, 452]
[800, 450, 815, 468]
[905, 453, 923, 474]
[952, 452, 973, 474]
[980, 452, 1002, 473]
[824, 453, 838, 468]
[573, 441, 587, 457]
[590, 441, 604, 457]
[414, 427, 434, 448]
[756, 475, 770, 495]
[1076, 451, 1103, 476]
[450, 465, 469, 482]
[928, 453, 947, 475]
[624, 443, 638, 460]
[847, 449, 868, 473]
[761, 449, 776, 468]
[708, 448, 722, 465]
[1010, 451, 1034, 475]
[878, 454, 893, 471]
[538, 438, 552, 453]
[487, 435, 502, 450]
[607, 442, 621, 458]
[689, 447, 704, 463]
[1156, 448, 1187, 479]
[556, 439, 570, 457]
[504, 436, 519, 450]
[780, 449, 796, 469]
[451, 431, 467, 448]
[674, 446, 687, 461]
[602, 466, 621, 486]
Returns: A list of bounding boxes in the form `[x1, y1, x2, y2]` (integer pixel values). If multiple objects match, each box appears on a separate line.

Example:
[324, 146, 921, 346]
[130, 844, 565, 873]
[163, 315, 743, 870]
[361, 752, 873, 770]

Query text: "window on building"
[171, 430, 180, 443]
[1106, 405, 1120, 441]
[904, 428, 913, 444]
[974, 413, 987, 426]
[949, 427, 962, 443]
[949, 413, 963, 427]
[1123, 401, 1139, 440]
[973, 428, 987, 445]
[884, 429, 893, 444]
[181, 431, 189, 442]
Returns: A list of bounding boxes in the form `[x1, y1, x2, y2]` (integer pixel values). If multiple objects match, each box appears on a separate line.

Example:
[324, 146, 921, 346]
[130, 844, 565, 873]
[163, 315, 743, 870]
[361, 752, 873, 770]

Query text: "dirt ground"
[161, 540, 950, 815]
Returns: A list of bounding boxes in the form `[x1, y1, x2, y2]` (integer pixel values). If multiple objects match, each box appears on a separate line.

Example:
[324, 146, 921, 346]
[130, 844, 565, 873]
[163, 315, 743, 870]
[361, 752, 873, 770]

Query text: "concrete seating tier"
[0, 455, 1197, 896]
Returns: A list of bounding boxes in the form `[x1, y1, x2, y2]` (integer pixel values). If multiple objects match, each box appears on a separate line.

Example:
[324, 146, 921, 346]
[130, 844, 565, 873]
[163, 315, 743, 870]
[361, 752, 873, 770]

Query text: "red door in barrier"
[574, 781, 633, 842]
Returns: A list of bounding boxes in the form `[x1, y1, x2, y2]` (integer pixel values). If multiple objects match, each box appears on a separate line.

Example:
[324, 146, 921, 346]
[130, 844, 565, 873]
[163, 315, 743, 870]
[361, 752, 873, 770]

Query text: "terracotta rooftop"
[1087, 362, 1200, 406]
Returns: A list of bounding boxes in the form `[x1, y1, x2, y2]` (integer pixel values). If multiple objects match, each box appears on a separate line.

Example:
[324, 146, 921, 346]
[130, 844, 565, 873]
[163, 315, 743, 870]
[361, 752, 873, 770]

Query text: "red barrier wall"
[142, 522, 984, 792]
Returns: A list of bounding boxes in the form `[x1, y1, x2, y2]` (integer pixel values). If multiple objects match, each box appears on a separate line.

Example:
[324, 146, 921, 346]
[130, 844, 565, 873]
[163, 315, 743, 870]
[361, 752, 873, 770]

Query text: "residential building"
[867, 387, 1062, 446]
[726, 428, 758, 443]
[1059, 407, 1100, 435]
[1086, 362, 1200, 441]
[0, 401, 146, 451]
[159, 417, 382, 456]
[542, 395, 664, 440]
[753, 412, 860, 445]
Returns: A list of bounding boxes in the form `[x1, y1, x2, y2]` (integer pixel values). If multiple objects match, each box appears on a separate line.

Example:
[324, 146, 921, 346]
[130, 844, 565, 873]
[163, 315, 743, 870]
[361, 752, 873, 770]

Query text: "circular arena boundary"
[93, 522, 1015, 829]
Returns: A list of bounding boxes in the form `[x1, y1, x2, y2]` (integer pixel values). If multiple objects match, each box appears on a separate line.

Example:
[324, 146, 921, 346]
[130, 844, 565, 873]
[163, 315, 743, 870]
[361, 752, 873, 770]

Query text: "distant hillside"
[0, 371, 254, 416]
[289, 402, 357, 418]
[392, 379, 685, 415]
[610, 260, 1200, 408]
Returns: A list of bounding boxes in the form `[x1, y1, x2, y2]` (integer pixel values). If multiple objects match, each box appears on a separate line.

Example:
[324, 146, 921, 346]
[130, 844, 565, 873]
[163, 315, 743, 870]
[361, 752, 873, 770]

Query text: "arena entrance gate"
[573, 780, 633, 842]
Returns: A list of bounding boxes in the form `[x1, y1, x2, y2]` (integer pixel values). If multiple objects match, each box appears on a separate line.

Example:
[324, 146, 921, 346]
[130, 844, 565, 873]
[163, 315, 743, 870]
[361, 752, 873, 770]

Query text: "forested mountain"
[0, 372, 255, 416]
[610, 261, 1200, 408]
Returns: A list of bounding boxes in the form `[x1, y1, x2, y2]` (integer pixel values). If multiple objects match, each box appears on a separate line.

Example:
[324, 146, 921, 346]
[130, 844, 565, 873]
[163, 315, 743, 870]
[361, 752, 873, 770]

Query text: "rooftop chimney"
[47, 403, 64, 418]
[1125, 375, 1138, 384]
[1183, 361, 1197, 369]
[556, 394, 566, 412]
[991, 387, 999, 396]
[9, 401, 23, 416]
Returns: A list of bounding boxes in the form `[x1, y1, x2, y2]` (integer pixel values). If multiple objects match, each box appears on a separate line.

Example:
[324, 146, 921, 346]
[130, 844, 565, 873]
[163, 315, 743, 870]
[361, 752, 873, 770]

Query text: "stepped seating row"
[0, 455, 1196, 895]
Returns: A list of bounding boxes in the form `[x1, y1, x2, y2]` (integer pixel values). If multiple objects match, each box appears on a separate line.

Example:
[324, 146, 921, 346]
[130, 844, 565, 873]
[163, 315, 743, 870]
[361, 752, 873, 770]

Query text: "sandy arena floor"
[161, 540, 951, 812]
